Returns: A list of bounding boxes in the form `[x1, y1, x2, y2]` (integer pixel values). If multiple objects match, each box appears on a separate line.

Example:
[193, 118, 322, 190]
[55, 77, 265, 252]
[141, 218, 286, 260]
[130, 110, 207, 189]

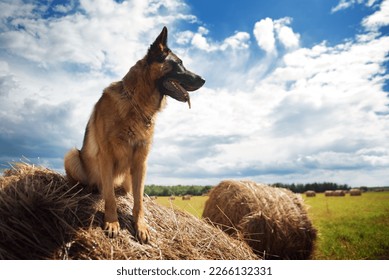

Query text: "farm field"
[153, 192, 389, 260]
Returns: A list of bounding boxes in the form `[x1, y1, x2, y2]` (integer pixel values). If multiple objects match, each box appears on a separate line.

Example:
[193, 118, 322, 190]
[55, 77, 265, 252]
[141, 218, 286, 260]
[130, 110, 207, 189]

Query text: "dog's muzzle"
[161, 75, 205, 109]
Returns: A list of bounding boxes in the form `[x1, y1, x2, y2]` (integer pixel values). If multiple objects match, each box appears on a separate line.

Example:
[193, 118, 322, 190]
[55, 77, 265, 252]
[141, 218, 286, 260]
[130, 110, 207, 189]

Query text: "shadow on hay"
[0, 164, 258, 260]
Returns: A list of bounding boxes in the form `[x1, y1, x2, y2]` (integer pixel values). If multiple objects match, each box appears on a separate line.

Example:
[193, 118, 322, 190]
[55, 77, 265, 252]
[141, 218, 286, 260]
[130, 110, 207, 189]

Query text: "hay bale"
[305, 191, 316, 197]
[324, 190, 334, 197]
[349, 189, 362, 196]
[182, 195, 191, 200]
[169, 196, 175, 200]
[0, 163, 87, 259]
[202, 180, 317, 260]
[0, 164, 257, 260]
[333, 190, 345, 196]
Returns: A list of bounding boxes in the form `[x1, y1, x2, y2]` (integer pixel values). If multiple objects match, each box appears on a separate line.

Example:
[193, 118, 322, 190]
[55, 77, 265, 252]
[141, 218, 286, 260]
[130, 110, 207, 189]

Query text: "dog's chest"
[118, 122, 154, 146]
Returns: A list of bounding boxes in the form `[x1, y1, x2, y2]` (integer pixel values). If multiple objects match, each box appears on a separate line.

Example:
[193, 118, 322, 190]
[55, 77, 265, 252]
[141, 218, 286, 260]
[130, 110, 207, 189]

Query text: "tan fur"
[64, 48, 170, 243]
[64, 27, 204, 243]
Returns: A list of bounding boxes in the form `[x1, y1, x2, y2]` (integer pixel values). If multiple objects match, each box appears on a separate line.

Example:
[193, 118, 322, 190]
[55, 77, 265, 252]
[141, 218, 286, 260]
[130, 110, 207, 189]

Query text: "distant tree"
[271, 182, 350, 193]
[144, 185, 213, 196]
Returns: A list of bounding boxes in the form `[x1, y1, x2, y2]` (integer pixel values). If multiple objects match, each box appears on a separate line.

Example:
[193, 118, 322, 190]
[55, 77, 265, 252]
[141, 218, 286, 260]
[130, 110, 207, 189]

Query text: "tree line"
[145, 184, 213, 197]
[144, 182, 351, 196]
[271, 182, 350, 193]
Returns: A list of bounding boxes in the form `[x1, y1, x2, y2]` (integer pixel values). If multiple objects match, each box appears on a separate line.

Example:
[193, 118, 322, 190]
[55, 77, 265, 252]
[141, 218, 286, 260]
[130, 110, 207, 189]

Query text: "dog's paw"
[135, 221, 150, 244]
[104, 221, 120, 238]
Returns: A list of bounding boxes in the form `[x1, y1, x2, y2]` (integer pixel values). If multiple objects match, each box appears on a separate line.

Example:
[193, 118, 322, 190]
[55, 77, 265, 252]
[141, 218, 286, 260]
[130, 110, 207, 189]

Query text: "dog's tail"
[64, 148, 88, 186]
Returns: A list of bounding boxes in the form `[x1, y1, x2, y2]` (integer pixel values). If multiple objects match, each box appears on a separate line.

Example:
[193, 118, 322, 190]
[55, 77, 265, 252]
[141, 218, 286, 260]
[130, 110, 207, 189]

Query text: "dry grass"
[202, 180, 317, 260]
[0, 164, 258, 260]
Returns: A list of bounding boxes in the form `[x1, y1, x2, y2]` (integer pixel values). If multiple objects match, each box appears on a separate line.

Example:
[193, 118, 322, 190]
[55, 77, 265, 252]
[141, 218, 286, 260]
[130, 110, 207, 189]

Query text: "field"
[153, 192, 389, 260]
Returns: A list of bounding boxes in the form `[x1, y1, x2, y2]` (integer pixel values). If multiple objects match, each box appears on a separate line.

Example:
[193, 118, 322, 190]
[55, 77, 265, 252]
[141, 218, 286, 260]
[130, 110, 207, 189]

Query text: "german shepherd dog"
[64, 27, 205, 243]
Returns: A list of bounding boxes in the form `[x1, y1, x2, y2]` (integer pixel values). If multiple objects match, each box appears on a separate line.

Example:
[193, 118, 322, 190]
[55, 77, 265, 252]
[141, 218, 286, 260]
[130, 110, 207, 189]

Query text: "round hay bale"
[182, 195, 191, 200]
[305, 190, 316, 197]
[0, 164, 257, 260]
[333, 190, 345, 196]
[349, 189, 362, 196]
[324, 190, 334, 197]
[202, 180, 317, 260]
[0, 163, 87, 259]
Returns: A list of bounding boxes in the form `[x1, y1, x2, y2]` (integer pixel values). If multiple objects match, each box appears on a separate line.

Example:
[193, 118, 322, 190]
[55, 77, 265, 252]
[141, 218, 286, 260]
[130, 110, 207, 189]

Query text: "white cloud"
[362, 0, 389, 30]
[0, 0, 194, 74]
[332, 0, 361, 12]
[276, 25, 300, 49]
[222, 32, 250, 50]
[176, 26, 250, 52]
[367, 0, 380, 6]
[274, 18, 300, 49]
[331, 0, 376, 13]
[253, 17, 300, 53]
[0, 0, 196, 171]
[175, 30, 194, 45]
[151, 24, 389, 186]
[191, 33, 211, 50]
[1, 0, 389, 187]
[0, 0, 35, 20]
[53, 0, 76, 13]
[253, 18, 276, 53]
[190, 27, 212, 50]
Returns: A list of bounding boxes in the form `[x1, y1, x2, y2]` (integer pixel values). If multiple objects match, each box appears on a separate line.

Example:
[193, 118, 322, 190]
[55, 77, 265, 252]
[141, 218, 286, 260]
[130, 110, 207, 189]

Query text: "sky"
[0, 0, 388, 187]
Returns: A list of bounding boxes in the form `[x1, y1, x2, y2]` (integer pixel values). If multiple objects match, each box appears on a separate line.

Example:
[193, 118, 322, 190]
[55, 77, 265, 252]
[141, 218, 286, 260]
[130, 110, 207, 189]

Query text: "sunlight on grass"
[304, 192, 389, 259]
[154, 192, 389, 260]
[153, 196, 208, 218]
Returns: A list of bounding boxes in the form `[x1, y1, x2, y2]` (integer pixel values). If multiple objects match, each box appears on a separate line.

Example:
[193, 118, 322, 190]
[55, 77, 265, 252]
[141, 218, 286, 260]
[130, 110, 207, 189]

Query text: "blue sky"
[0, 0, 389, 187]
[191, 0, 362, 43]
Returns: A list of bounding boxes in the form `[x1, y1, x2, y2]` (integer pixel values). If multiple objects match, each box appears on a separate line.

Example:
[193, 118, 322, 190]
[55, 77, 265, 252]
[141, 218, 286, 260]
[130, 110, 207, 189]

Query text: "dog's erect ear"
[147, 26, 169, 64]
[156, 26, 168, 47]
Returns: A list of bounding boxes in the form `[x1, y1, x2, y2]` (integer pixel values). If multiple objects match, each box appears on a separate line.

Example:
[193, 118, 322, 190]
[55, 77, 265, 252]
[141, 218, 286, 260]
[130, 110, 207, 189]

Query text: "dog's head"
[147, 27, 205, 108]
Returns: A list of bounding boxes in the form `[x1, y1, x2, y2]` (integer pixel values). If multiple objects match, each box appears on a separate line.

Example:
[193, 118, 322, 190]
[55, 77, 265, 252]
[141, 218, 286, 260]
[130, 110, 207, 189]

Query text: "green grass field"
[154, 192, 389, 260]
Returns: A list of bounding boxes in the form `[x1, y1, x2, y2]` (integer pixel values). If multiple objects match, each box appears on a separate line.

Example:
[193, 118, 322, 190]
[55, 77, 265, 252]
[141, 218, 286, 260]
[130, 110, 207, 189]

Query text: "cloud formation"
[254, 18, 276, 53]
[253, 17, 300, 54]
[362, 0, 389, 30]
[331, 0, 379, 13]
[1, 0, 389, 187]
[0, 0, 194, 167]
[151, 32, 389, 186]
[176, 26, 250, 52]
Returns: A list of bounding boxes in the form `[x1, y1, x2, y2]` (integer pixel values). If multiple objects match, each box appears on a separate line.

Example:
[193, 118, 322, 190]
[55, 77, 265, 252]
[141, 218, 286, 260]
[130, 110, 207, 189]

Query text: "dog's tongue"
[172, 81, 191, 109]
[164, 80, 191, 109]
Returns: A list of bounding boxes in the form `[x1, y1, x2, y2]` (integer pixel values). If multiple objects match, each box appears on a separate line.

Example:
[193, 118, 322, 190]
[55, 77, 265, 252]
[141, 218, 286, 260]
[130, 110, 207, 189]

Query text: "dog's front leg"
[131, 146, 150, 244]
[100, 159, 120, 238]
